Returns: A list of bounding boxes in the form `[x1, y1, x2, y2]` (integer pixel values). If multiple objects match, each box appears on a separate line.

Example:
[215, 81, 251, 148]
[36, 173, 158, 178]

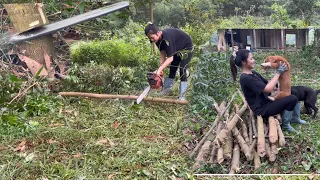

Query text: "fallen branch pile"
[190, 89, 287, 173]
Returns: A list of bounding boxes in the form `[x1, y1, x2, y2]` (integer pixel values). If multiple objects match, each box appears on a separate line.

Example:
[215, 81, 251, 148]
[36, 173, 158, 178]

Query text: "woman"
[144, 22, 194, 100]
[234, 49, 306, 132]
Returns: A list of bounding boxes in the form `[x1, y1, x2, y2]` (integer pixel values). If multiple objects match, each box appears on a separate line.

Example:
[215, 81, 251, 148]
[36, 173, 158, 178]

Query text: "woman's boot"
[281, 110, 296, 132]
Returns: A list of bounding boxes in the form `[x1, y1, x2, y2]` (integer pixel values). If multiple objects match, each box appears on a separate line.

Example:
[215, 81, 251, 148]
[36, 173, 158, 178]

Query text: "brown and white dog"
[261, 56, 291, 101]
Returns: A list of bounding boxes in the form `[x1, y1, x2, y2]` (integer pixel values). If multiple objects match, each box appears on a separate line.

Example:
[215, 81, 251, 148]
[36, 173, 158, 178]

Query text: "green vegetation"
[1, 0, 320, 179]
[70, 40, 144, 67]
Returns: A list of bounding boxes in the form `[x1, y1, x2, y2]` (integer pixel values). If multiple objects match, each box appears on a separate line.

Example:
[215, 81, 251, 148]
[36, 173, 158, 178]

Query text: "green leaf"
[7, 74, 23, 82]
[34, 66, 45, 79]
[78, 2, 85, 14]
[142, 169, 152, 177]
[24, 153, 35, 163]
[2, 114, 19, 126]
[302, 161, 312, 171]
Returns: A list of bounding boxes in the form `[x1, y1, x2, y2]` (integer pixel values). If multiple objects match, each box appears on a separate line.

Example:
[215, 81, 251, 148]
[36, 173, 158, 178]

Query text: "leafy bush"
[0, 71, 61, 131]
[59, 62, 158, 94]
[181, 23, 215, 57]
[70, 39, 145, 67]
[189, 53, 237, 118]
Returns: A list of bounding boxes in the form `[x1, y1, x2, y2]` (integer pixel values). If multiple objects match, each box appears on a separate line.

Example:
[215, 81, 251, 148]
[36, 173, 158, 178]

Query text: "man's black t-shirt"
[240, 71, 272, 116]
[156, 28, 193, 57]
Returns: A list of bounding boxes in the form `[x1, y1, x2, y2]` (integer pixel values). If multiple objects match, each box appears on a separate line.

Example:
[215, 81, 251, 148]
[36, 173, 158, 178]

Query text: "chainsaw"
[136, 71, 164, 104]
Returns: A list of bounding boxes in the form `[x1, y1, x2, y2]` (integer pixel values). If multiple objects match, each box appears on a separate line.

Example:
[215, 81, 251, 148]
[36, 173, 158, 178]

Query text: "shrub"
[59, 62, 158, 94]
[0, 71, 61, 130]
[189, 53, 238, 118]
[70, 39, 144, 67]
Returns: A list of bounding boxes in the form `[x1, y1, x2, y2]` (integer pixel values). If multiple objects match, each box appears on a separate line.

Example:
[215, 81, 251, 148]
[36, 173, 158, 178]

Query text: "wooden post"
[253, 29, 257, 49]
[4, 3, 55, 65]
[230, 29, 234, 49]
[281, 29, 285, 51]
[306, 29, 309, 46]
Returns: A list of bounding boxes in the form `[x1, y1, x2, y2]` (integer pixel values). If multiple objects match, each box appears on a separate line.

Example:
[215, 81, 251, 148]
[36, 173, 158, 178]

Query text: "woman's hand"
[276, 62, 287, 75]
[153, 70, 161, 76]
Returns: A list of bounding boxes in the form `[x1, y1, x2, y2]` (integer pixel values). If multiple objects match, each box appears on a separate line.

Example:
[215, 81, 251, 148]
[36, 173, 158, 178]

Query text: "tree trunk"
[149, 0, 153, 23]
[3, 3, 48, 33]
[4, 3, 55, 65]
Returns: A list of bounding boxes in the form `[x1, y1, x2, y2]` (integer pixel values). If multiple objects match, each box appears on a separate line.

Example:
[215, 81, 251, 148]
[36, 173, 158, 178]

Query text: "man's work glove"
[276, 62, 287, 75]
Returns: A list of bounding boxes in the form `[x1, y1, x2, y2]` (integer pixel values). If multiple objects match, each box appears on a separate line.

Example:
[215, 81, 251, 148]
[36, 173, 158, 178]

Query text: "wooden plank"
[9, 1, 129, 43]
[253, 29, 257, 49]
[281, 29, 285, 49]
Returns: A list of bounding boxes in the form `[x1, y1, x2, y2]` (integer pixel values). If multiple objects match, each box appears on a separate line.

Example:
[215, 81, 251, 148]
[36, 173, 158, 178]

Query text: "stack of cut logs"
[190, 89, 287, 173]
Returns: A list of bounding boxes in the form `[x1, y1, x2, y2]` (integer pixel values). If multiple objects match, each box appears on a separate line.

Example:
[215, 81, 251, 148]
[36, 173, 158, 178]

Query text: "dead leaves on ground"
[58, 108, 79, 117]
[73, 153, 82, 158]
[108, 174, 116, 179]
[95, 138, 115, 148]
[48, 123, 64, 127]
[112, 120, 119, 129]
[14, 138, 27, 152]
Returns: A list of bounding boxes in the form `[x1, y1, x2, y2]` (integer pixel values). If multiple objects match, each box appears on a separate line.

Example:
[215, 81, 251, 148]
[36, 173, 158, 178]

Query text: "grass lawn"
[0, 51, 320, 179]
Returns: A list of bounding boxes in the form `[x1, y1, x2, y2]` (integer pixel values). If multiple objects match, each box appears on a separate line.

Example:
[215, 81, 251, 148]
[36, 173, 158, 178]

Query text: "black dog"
[291, 86, 320, 119]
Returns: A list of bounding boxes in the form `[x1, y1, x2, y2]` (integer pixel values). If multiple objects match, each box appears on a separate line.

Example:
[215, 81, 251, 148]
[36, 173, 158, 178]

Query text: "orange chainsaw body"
[147, 71, 163, 89]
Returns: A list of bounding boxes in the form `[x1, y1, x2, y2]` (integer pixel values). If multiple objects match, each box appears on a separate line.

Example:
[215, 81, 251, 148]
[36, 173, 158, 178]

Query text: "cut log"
[253, 150, 261, 170]
[268, 116, 278, 144]
[213, 104, 247, 148]
[257, 116, 266, 157]
[229, 143, 240, 174]
[250, 110, 257, 139]
[217, 147, 224, 164]
[209, 122, 223, 163]
[275, 118, 286, 146]
[189, 98, 230, 159]
[59, 92, 188, 105]
[223, 133, 233, 160]
[192, 140, 211, 170]
[232, 127, 252, 160]
[240, 119, 250, 144]
[248, 113, 253, 145]
[269, 143, 278, 162]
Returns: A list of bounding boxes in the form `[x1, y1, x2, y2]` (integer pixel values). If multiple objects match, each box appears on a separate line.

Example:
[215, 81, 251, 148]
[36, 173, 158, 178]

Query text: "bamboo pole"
[59, 92, 188, 105]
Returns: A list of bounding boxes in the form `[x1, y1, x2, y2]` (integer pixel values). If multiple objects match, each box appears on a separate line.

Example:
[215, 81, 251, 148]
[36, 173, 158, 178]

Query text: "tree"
[270, 3, 290, 28]
[153, 0, 186, 27]
[285, 0, 319, 26]
[217, 0, 274, 17]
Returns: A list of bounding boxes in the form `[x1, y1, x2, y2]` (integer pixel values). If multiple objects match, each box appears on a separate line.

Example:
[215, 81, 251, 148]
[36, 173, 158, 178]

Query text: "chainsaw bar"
[136, 86, 151, 104]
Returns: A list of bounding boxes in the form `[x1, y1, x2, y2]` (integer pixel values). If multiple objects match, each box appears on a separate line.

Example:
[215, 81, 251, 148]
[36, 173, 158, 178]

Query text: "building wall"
[219, 29, 309, 51]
